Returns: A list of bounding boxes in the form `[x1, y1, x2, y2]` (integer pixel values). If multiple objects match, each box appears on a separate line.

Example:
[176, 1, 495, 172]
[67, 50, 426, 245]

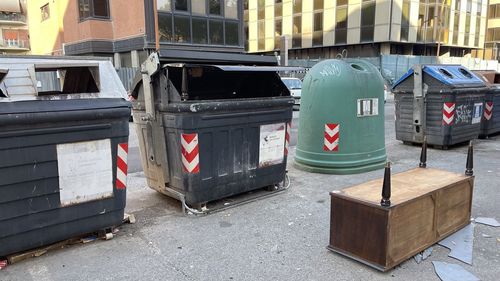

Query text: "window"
[337, 0, 347, 6]
[314, 12, 323, 32]
[175, 0, 188, 11]
[192, 0, 206, 15]
[313, 12, 323, 46]
[335, 6, 347, 44]
[225, 21, 239, 45]
[275, 2, 282, 17]
[292, 15, 301, 48]
[225, 0, 238, 19]
[209, 19, 223, 44]
[192, 18, 207, 44]
[275, 19, 282, 37]
[314, 0, 323, 10]
[258, 0, 265, 19]
[157, 0, 171, 11]
[79, 0, 110, 20]
[335, 7, 347, 29]
[361, 1, 375, 42]
[158, 13, 173, 42]
[453, 12, 459, 44]
[293, 0, 302, 14]
[209, 0, 222, 15]
[41, 4, 50, 21]
[174, 15, 191, 43]
[401, 0, 410, 41]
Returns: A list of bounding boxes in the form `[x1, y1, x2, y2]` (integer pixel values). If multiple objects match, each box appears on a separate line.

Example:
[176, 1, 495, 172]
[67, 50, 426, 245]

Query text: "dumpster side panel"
[480, 93, 500, 137]
[162, 105, 292, 205]
[0, 99, 129, 257]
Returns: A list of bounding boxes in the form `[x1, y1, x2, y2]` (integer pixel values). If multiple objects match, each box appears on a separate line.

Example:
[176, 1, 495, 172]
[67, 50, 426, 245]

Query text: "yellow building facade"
[245, 0, 487, 58]
[485, 0, 500, 60]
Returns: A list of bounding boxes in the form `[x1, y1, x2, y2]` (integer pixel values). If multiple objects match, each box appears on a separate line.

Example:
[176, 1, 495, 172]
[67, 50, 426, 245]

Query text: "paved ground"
[2, 96, 499, 281]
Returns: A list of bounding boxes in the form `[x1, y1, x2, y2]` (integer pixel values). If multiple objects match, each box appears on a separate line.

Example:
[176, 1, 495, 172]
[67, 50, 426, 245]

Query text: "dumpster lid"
[392, 65, 484, 89]
[0, 68, 8, 97]
[164, 63, 304, 72]
[0, 56, 127, 102]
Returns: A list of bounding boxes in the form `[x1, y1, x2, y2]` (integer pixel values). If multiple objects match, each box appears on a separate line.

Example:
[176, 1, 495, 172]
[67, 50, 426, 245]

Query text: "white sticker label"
[259, 123, 286, 167]
[472, 102, 483, 124]
[57, 139, 114, 206]
[357, 98, 379, 117]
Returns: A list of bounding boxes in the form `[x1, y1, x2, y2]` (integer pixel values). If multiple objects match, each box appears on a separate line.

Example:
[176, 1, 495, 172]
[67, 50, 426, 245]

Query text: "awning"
[0, 0, 21, 13]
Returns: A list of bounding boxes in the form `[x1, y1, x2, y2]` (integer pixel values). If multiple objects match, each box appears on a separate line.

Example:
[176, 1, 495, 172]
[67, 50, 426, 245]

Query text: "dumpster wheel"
[181, 172, 290, 216]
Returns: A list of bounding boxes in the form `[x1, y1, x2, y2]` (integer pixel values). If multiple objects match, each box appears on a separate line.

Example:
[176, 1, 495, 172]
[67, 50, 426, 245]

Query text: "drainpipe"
[388, 0, 394, 43]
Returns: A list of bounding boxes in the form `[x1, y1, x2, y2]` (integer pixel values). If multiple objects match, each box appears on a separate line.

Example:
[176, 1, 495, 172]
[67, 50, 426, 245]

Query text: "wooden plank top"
[332, 168, 471, 206]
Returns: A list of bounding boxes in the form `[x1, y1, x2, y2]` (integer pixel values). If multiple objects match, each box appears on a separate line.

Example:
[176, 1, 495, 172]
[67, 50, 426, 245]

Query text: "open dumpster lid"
[0, 69, 8, 97]
[392, 65, 484, 89]
[164, 64, 304, 72]
[0, 56, 127, 102]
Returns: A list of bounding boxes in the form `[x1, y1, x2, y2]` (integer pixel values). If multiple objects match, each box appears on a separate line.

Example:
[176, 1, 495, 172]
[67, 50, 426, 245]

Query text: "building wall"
[246, 0, 487, 57]
[485, 0, 500, 60]
[28, 0, 146, 56]
[0, 0, 30, 54]
[112, 0, 146, 40]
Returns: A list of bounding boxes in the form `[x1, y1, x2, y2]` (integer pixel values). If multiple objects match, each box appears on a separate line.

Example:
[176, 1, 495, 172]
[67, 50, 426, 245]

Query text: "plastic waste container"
[294, 59, 387, 174]
[471, 70, 500, 138]
[0, 56, 130, 257]
[393, 65, 487, 148]
[131, 54, 295, 210]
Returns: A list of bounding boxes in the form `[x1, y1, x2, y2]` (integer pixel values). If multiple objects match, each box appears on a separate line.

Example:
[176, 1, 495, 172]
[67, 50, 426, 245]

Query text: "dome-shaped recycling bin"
[294, 59, 386, 174]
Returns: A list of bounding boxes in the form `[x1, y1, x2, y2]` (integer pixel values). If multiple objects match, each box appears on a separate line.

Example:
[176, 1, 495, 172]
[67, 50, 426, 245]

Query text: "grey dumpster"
[131, 54, 295, 210]
[0, 56, 130, 257]
[393, 65, 487, 148]
[471, 70, 500, 138]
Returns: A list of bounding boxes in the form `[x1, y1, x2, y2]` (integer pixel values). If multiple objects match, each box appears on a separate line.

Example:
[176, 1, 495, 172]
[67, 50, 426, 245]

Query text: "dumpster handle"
[181, 67, 188, 101]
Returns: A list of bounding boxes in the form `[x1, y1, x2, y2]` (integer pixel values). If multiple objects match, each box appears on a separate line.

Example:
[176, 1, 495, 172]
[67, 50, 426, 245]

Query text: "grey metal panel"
[0, 99, 130, 257]
[480, 91, 500, 136]
[0, 56, 127, 101]
[116, 67, 139, 90]
[165, 64, 303, 72]
[114, 36, 146, 53]
[159, 103, 291, 205]
[64, 40, 114, 55]
[158, 49, 278, 65]
[395, 91, 485, 146]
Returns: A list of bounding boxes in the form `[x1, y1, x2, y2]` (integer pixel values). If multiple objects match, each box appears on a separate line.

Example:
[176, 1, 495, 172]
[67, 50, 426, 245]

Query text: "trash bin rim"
[163, 63, 305, 73]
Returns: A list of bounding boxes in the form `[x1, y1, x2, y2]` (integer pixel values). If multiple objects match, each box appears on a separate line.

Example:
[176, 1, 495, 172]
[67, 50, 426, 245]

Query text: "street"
[2, 96, 500, 281]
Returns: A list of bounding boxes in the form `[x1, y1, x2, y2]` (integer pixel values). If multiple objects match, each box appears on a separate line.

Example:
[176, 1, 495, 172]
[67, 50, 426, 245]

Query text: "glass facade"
[242, 0, 486, 55]
[156, 0, 241, 47]
[360, 0, 375, 42]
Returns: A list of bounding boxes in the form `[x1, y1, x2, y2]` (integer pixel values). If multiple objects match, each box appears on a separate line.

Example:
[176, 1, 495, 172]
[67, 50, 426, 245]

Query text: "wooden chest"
[328, 168, 474, 271]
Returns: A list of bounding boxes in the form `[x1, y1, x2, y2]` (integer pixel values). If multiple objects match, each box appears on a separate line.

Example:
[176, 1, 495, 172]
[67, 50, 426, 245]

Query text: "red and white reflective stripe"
[284, 122, 291, 156]
[181, 133, 200, 174]
[443, 102, 455, 125]
[0, 259, 7, 270]
[484, 102, 493, 120]
[116, 143, 128, 190]
[324, 123, 339, 152]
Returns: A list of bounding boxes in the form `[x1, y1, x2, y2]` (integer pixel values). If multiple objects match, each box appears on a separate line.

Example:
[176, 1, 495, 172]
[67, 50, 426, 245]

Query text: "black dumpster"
[393, 65, 487, 148]
[131, 55, 295, 210]
[0, 56, 130, 257]
[471, 70, 500, 138]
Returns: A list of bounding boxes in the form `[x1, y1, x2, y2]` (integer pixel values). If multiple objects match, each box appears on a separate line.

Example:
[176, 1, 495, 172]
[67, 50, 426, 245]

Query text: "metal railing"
[0, 38, 30, 49]
[0, 13, 26, 22]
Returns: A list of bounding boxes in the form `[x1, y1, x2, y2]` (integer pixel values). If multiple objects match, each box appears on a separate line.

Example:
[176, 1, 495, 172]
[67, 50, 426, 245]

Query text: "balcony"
[0, 38, 29, 51]
[0, 12, 26, 25]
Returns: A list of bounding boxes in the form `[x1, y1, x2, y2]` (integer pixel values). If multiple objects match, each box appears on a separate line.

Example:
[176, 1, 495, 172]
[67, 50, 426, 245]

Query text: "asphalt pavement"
[2, 96, 499, 281]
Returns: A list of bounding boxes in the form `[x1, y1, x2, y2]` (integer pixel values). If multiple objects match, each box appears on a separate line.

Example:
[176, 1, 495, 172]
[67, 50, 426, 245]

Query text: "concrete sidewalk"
[2, 99, 499, 281]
